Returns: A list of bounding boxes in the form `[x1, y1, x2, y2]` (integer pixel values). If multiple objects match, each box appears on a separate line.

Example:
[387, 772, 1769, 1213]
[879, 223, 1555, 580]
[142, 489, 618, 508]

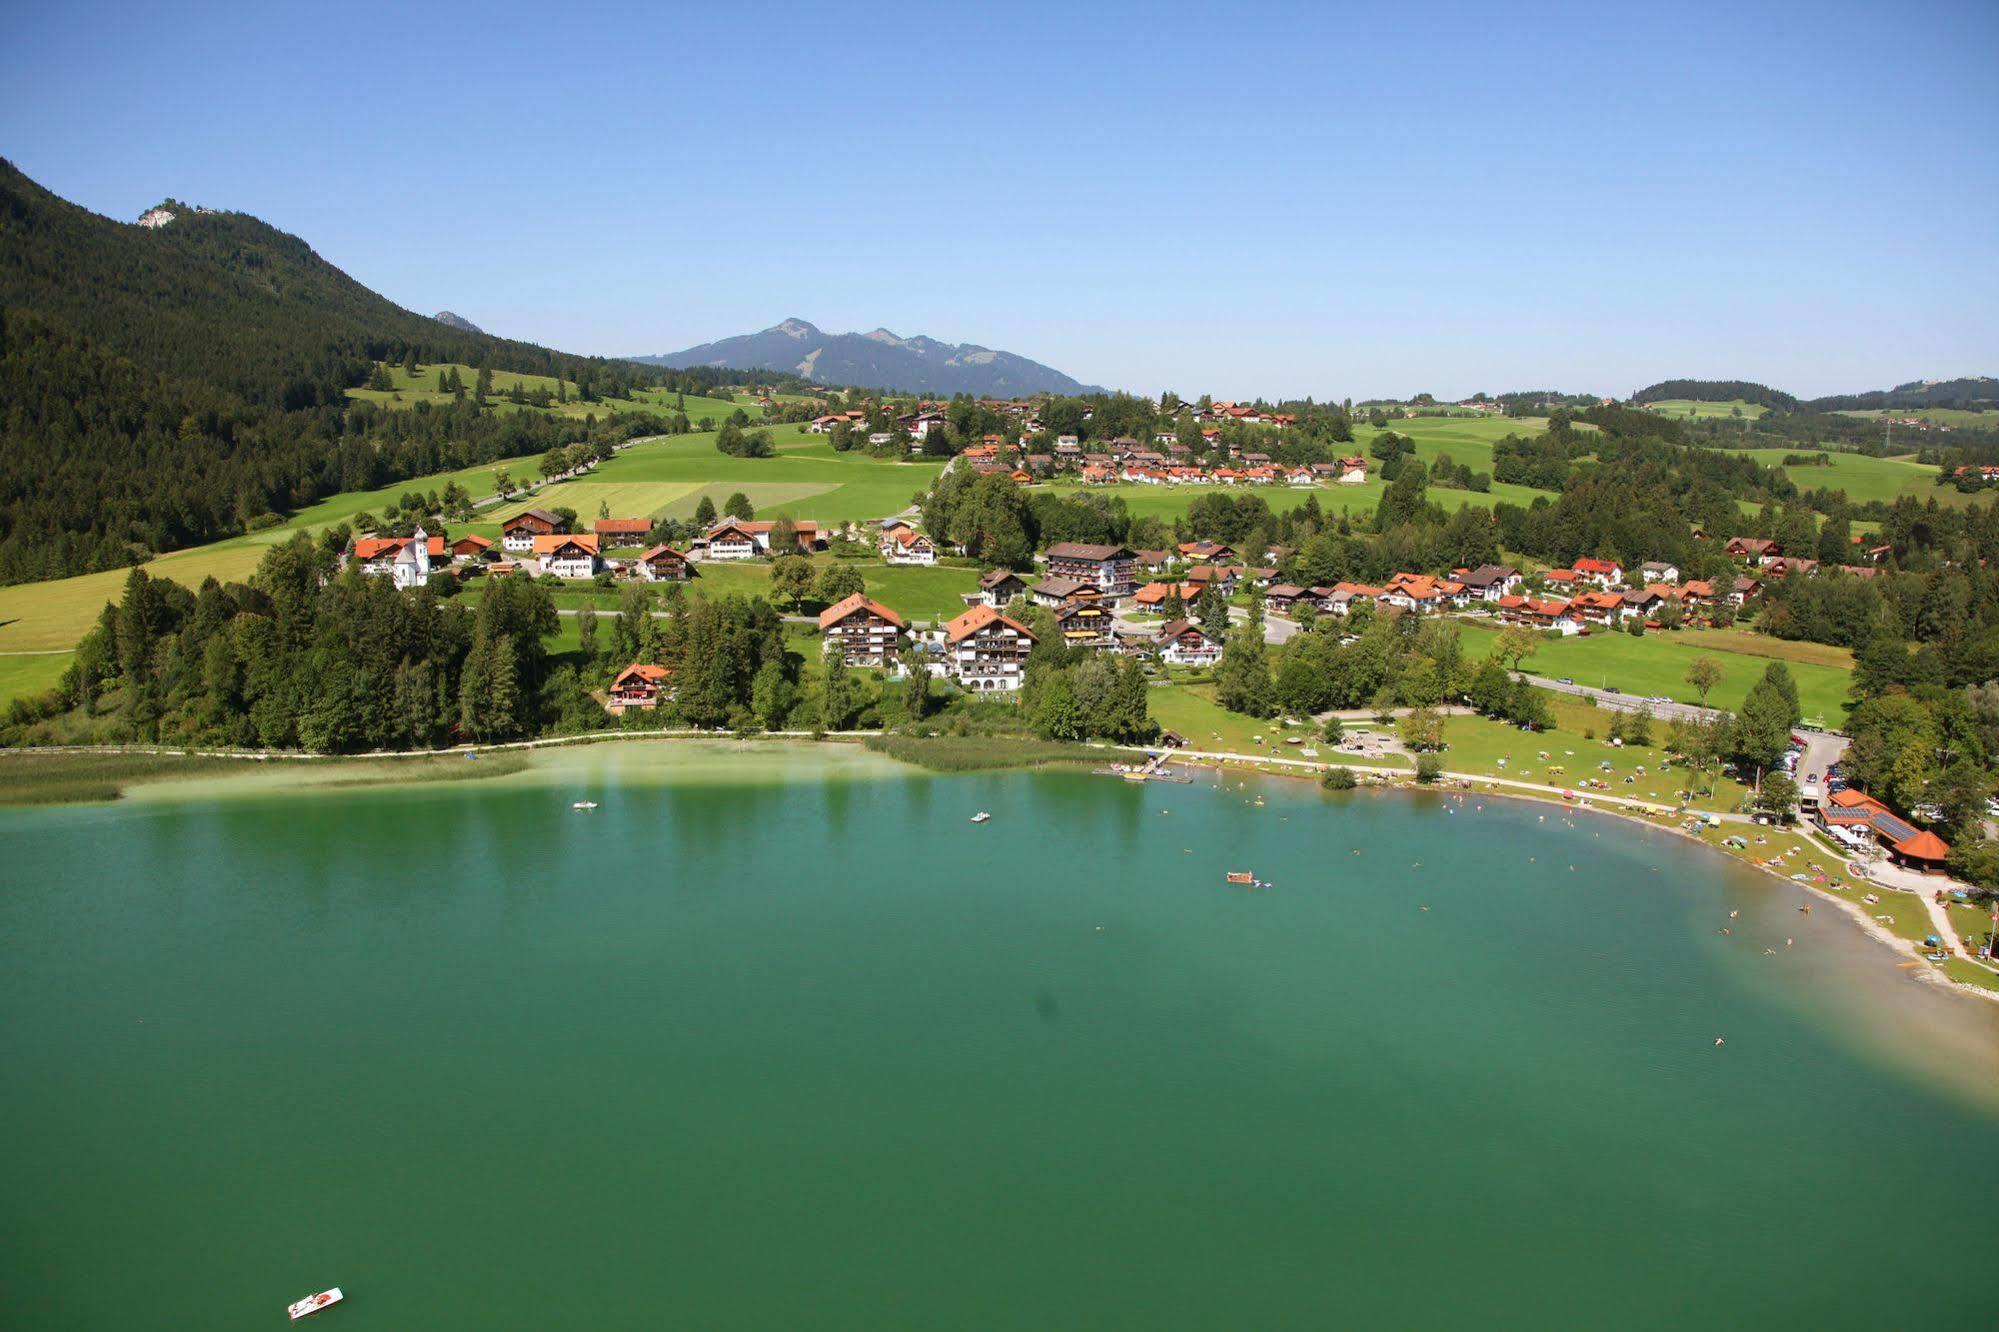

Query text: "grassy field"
[462, 559, 981, 625]
[1146, 683, 1407, 765]
[1644, 399, 1770, 420]
[1715, 447, 1947, 507]
[1836, 407, 1999, 430]
[0, 652, 74, 706]
[347, 362, 747, 424]
[1436, 701, 1752, 813]
[486, 427, 940, 528]
[1455, 619, 1853, 722]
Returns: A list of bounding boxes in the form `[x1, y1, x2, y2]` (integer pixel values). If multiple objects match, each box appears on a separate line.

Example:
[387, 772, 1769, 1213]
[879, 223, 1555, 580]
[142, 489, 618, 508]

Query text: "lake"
[3, 742, 1995, 1329]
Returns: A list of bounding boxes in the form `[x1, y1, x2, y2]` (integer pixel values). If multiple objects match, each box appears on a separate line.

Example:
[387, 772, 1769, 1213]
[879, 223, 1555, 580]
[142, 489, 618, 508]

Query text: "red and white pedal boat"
[288, 1287, 343, 1320]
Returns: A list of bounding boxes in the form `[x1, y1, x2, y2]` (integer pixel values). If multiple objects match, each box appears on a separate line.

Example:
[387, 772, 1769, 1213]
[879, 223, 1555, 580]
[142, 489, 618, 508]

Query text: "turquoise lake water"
[3, 743, 1995, 1329]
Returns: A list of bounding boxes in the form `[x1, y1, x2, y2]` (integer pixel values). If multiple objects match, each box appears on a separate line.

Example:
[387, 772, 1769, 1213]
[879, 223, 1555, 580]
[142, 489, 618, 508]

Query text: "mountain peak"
[432, 310, 483, 334]
[629, 319, 1102, 395]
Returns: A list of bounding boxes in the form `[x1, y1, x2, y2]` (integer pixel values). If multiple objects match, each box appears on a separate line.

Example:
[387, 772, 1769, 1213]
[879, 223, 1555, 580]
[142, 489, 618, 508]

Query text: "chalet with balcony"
[635, 544, 695, 581]
[1054, 599, 1117, 650]
[1725, 536, 1778, 562]
[1156, 620, 1223, 667]
[944, 605, 1036, 692]
[606, 663, 673, 715]
[818, 594, 907, 667]
[1460, 564, 1522, 601]
[533, 533, 601, 579]
[1043, 542, 1138, 599]
[967, 568, 1027, 607]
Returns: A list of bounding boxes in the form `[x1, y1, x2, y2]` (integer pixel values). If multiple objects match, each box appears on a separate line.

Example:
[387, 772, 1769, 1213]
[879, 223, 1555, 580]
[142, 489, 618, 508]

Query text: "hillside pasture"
[347, 362, 747, 423]
[1715, 447, 1946, 506]
[489, 428, 940, 528]
[1644, 399, 1769, 420]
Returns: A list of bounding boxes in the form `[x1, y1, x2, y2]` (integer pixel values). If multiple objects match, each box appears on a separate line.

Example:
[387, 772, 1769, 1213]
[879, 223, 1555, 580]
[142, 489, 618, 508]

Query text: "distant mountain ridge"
[432, 310, 483, 334]
[629, 318, 1104, 396]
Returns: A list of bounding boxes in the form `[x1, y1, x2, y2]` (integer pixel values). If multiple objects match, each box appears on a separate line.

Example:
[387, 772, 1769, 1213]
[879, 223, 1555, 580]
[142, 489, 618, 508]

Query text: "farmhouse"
[449, 533, 495, 562]
[967, 569, 1027, 607]
[1725, 536, 1778, 561]
[1043, 543, 1137, 599]
[944, 605, 1036, 692]
[817, 594, 907, 666]
[501, 508, 562, 553]
[594, 518, 653, 545]
[606, 663, 673, 715]
[1336, 455, 1369, 484]
[533, 533, 601, 579]
[703, 519, 760, 560]
[1157, 620, 1223, 667]
[634, 544, 695, 581]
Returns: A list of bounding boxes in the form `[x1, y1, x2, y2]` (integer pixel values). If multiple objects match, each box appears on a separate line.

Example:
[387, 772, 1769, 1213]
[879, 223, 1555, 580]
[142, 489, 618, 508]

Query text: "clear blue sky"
[4, 0, 1994, 400]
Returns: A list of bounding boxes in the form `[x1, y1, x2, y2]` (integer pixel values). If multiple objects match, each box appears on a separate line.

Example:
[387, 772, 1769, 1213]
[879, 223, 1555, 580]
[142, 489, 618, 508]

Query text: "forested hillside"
[0, 162, 718, 583]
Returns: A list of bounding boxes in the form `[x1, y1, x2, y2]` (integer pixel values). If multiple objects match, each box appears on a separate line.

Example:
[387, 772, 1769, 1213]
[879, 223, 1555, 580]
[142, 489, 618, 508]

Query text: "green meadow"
[0, 428, 930, 669]
[1644, 398, 1770, 420]
[347, 362, 751, 424]
[485, 427, 942, 528]
[1714, 447, 1948, 506]
[1836, 407, 1998, 430]
[1455, 619, 1853, 722]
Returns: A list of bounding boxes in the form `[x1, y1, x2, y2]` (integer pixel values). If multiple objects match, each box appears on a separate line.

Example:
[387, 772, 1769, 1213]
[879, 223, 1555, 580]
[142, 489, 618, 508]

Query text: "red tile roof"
[944, 604, 1034, 644]
[817, 593, 906, 631]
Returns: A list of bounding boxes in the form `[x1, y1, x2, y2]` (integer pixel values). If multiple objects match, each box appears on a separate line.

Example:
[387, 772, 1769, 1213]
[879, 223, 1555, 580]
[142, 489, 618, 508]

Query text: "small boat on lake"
[970, 811, 991, 824]
[288, 1288, 343, 1320]
[572, 801, 598, 811]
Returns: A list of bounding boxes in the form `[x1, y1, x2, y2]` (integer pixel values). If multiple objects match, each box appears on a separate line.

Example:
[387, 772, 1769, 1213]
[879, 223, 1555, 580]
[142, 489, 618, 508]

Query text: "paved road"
[1521, 673, 1722, 724]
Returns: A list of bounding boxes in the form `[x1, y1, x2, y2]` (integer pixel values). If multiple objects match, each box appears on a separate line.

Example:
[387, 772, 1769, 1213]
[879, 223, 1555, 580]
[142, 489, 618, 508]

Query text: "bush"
[245, 513, 284, 532]
[1320, 766, 1357, 790]
[1415, 753, 1443, 784]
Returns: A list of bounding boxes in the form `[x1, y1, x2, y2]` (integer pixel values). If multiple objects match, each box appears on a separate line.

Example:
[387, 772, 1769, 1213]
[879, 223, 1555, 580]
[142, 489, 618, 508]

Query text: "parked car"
[1602, 685, 1621, 694]
[1557, 676, 1574, 685]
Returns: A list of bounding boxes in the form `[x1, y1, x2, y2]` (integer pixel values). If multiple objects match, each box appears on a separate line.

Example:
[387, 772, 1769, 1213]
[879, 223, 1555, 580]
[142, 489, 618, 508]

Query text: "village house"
[533, 533, 601, 579]
[1542, 568, 1581, 591]
[1156, 620, 1224, 667]
[501, 508, 562, 553]
[943, 605, 1036, 692]
[1459, 564, 1522, 601]
[1639, 560, 1681, 584]
[1323, 582, 1386, 616]
[1030, 575, 1095, 607]
[1730, 576, 1762, 605]
[1620, 587, 1665, 621]
[1263, 583, 1314, 615]
[1336, 455, 1369, 484]
[347, 529, 444, 590]
[634, 544, 695, 582]
[818, 593, 907, 667]
[449, 533, 495, 563]
[1763, 556, 1819, 579]
[1566, 589, 1629, 626]
[1496, 595, 1583, 634]
[1183, 564, 1241, 598]
[1178, 540, 1236, 564]
[702, 519, 760, 560]
[606, 663, 673, 715]
[1131, 581, 1200, 611]
[1725, 536, 1779, 562]
[1043, 542, 1138, 599]
[1572, 557, 1624, 588]
[881, 527, 938, 565]
[967, 569, 1027, 608]
[594, 518, 653, 546]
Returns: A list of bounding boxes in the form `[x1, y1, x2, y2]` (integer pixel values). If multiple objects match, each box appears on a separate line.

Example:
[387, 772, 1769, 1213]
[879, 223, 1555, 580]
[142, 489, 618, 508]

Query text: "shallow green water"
[3, 745, 1996, 1329]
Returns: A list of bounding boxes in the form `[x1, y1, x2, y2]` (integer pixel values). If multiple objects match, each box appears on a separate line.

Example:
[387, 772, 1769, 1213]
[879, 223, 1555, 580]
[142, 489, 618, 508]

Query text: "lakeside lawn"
[1145, 683, 1409, 768]
[1434, 700, 1752, 814]
[1454, 619, 1853, 723]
